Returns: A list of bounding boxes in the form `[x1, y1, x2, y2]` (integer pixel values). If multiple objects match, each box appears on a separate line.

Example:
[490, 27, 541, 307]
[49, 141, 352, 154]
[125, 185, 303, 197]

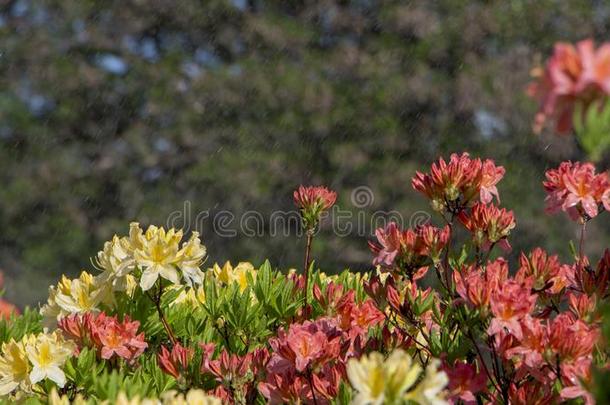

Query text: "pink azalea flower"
[458, 203, 515, 252]
[480, 159, 505, 204]
[293, 185, 337, 229]
[368, 222, 449, 278]
[443, 360, 487, 404]
[528, 39, 610, 134]
[454, 258, 508, 310]
[549, 313, 599, 360]
[569, 250, 610, 297]
[293, 185, 337, 212]
[504, 316, 548, 373]
[508, 380, 557, 405]
[262, 317, 357, 404]
[368, 222, 402, 267]
[488, 279, 537, 340]
[412, 153, 503, 211]
[59, 312, 147, 362]
[560, 356, 595, 405]
[515, 247, 570, 295]
[158, 343, 193, 379]
[543, 161, 610, 220]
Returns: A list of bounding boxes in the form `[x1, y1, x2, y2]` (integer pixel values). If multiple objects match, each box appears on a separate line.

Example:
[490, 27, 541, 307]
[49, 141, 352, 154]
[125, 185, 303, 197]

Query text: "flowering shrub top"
[0, 151, 608, 404]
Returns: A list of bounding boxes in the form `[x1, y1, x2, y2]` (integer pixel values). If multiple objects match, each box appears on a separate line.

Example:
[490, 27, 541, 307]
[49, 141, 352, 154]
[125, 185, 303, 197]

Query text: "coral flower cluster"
[58, 312, 147, 363]
[544, 160, 610, 221]
[368, 222, 450, 277]
[411, 153, 504, 212]
[293, 185, 337, 230]
[528, 38, 610, 134]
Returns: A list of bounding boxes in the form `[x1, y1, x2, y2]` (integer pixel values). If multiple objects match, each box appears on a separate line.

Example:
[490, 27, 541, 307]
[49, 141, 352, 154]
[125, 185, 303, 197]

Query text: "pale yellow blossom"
[0, 337, 30, 396]
[170, 286, 205, 308]
[404, 359, 449, 405]
[40, 271, 111, 328]
[347, 349, 427, 405]
[212, 261, 257, 292]
[25, 331, 75, 388]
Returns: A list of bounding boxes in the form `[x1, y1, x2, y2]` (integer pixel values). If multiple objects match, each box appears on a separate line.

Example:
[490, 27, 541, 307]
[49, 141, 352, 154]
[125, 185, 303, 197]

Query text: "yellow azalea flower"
[170, 286, 205, 308]
[347, 349, 422, 405]
[135, 225, 183, 291]
[0, 337, 30, 396]
[95, 234, 137, 292]
[25, 331, 75, 388]
[161, 389, 222, 405]
[40, 272, 111, 328]
[211, 261, 256, 293]
[404, 359, 449, 405]
[95, 223, 208, 294]
[176, 231, 206, 287]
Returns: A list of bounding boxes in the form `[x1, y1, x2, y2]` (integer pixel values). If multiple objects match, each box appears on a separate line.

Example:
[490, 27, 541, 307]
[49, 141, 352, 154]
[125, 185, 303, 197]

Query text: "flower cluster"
[411, 153, 504, 212]
[96, 222, 206, 292]
[347, 349, 447, 404]
[368, 222, 450, 277]
[544, 160, 610, 221]
[0, 331, 75, 396]
[211, 261, 258, 293]
[293, 185, 337, 230]
[458, 202, 516, 252]
[40, 271, 112, 328]
[259, 318, 356, 404]
[528, 38, 610, 134]
[58, 312, 147, 363]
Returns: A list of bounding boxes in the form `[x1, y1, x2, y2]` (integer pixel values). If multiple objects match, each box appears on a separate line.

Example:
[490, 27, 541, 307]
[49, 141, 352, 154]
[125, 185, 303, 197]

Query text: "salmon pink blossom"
[58, 312, 147, 362]
[528, 39, 610, 134]
[458, 203, 515, 252]
[543, 161, 610, 220]
[443, 360, 487, 404]
[158, 343, 193, 379]
[368, 222, 449, 277]
[488, 279, 537, 340]
[412, 153, 504, 212]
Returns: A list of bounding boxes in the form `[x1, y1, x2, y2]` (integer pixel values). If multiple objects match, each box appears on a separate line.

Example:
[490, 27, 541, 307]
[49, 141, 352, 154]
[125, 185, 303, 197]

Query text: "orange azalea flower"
[158, 343, 193, 379]
[58, 312, 147, 362]
[515, 248, 571, 295]
[458, 203, 515, 252]
[293, 185, 337, 230]
[488, 279, 537, 340]
[528, 39, 610, 134]
[544, 161, 610, 220]
[412, 153, 504, 212]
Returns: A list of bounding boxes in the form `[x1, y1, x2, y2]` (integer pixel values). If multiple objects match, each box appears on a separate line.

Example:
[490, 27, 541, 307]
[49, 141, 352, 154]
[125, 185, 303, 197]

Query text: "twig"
[303, 229, 314, 305]
[145, 284, 177, 345]
[466, 330, 502, 395]
[579, 220, 587, 260]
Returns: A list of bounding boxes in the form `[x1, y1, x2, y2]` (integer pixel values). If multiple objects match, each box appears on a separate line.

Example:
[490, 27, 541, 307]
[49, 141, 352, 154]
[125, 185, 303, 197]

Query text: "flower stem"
[146, 283, 177, 345]
[579, 220, 587, 260]
[303, 229, 314, 305]
[306, 368, 319, 405]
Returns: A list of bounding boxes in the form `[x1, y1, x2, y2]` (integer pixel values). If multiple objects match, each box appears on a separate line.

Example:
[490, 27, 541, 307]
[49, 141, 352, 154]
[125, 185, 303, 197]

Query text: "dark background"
[2, 0, 610, 306]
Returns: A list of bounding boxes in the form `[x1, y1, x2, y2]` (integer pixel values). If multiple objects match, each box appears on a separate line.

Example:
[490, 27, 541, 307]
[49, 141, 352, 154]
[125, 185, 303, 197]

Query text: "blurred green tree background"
[1, 0, 610, 306]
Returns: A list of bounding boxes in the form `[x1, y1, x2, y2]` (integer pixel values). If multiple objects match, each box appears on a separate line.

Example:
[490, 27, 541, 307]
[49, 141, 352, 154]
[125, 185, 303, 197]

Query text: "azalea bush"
[1, 38, 610, 405]
[0, 150, 608, 404]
